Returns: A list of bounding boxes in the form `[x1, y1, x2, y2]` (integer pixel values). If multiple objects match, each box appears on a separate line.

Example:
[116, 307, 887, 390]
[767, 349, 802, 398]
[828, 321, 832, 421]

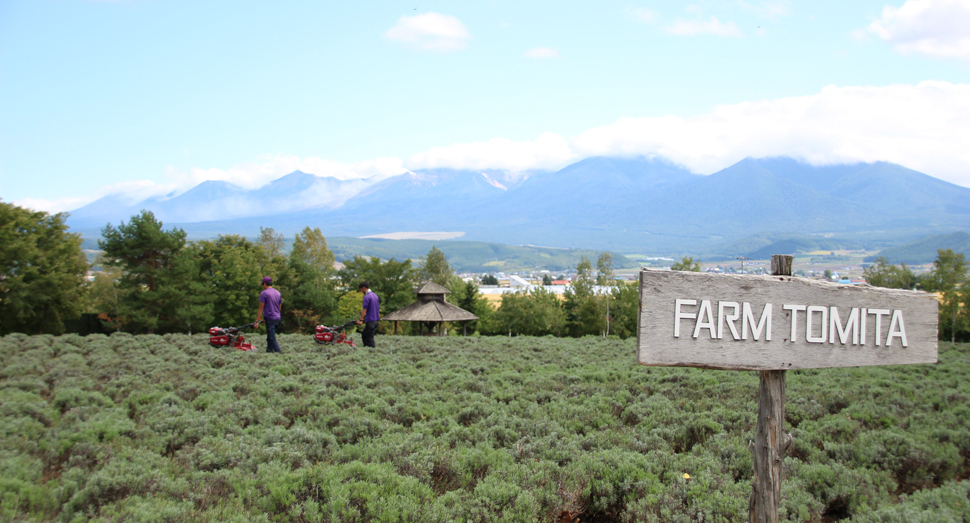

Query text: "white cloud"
[666, 16, 744, 37]
[14, 179, 178, 214]
[869, 0, 970, 63]
[12, 197, 90, 214]
[738, 0, 792, 17]
[523, 47, 560, 59]
[20, 156, 407, 214]
[28, 81, 970, 215]
[384, 12, 470, 51]
[631, 7, 659, 23]
[169, 155, 405, 192]
[405, 133, 574, 176]
[570, 81, 970, 186]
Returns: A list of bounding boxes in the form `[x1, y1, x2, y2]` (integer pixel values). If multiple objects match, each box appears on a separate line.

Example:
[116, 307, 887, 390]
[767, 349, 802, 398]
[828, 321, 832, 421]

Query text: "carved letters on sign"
[637, 269, 938, 371]
[672, 299, 908, 347]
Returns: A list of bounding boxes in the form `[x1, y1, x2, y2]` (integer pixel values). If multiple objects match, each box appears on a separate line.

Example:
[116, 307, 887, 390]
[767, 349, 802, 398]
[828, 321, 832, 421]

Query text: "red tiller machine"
[208, 321, 261, 351]
[314, 320, 357, 347]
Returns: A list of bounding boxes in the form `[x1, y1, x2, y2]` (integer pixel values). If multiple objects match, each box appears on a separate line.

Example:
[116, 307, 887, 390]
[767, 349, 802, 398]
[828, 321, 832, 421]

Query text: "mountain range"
[66, 156, 970, 254]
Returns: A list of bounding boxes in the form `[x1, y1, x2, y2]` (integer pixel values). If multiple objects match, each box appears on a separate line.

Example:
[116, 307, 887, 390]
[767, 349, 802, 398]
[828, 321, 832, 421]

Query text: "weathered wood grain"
[637, 269, 938, 371]
[769, 255, 793, 278]
[749, 370, 789, 523]
[749, 255, 793, 523]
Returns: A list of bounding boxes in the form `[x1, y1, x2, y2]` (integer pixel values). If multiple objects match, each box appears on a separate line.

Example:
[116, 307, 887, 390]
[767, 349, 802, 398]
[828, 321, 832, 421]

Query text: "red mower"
[314, 320, 357, 347]
[209, 321, 261, 351]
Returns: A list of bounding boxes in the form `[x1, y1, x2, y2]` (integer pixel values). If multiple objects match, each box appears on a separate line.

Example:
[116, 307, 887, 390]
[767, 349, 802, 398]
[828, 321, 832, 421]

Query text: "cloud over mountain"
[16, 81, 970, 214]
[570, 81, 970, 187]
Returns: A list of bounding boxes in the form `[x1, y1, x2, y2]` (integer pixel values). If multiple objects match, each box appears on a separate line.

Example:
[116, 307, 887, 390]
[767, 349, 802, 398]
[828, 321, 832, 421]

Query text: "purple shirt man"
[257, 276, 282, 353]
[259, 286, 282, 321]
[362, 291, 380, 322]
[357, 281, 380, 347]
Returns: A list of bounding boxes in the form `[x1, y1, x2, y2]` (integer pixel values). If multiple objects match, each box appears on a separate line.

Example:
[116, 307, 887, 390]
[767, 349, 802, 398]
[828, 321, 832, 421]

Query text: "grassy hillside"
[80, 235, 635, 273]
[702, 233, 893, 260]
[320, 237, 636, 272]
[865, 231, 970, 265]
[2, 333, 968, 522]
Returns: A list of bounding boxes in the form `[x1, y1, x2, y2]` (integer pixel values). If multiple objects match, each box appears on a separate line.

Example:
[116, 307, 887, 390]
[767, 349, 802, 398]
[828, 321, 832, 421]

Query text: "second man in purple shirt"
[356, 281, 380, 348]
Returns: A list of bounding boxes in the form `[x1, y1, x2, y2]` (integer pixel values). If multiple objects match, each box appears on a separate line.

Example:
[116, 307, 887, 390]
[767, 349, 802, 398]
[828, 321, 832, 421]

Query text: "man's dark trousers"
[362, 321, 378, 348]
[265, 319, 282, 353]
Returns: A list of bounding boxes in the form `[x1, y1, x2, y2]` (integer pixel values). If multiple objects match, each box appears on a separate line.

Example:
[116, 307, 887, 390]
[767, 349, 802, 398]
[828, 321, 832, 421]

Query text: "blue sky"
[3, 0, 970, 211]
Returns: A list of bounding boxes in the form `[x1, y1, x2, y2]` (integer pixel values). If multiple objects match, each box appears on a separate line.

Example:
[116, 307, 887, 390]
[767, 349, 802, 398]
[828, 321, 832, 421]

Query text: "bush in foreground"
[0, 333, 968, 521]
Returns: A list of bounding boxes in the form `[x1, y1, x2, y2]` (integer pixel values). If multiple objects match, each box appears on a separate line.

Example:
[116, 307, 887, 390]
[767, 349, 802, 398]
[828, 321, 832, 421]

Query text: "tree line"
[5, 200, 966, 341]
[0, 204, 639, 338]
[863, 252, 970, 342]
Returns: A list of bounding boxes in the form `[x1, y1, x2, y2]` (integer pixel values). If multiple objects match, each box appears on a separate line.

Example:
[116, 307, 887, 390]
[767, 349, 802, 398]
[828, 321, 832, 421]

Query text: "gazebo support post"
[463, 321, 467, 336]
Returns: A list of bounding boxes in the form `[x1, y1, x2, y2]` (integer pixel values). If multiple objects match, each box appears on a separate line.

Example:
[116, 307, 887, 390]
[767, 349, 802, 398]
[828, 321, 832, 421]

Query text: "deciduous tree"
[0, 202, 88, 335]
[290, 227, 335, 274]
[195, 235, 269, 328]
[282, 227, 338, 332]
[923, 249, 968, 342]
[258, 227, 285, 259]
[418, 246, 452, 287]
[339, 256, 416, 315]
[495, 286, 564, 336]
[608, 284, 640, 339]
[863, 257, 918, 290]
[671, 256, 701, 272]
[564, 257, 604, 336]
[597, 252, 615, 285]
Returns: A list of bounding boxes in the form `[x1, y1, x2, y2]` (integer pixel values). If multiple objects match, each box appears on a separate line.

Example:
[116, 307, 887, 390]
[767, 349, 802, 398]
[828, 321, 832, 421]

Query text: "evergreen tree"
[457, 279, 487, 333]
[0, 202, 88, 335]
[99, 210, 187, 334]
[166, 243, 214, 334]
[86, 258, 124, 330]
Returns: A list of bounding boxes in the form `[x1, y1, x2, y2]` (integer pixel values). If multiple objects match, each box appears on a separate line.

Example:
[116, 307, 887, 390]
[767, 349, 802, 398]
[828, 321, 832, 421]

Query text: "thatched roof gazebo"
[384, 282, 479, 336]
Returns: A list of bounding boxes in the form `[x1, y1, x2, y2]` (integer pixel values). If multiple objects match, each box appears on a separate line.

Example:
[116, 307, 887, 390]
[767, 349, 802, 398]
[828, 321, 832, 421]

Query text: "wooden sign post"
[637, 255, 938, 523]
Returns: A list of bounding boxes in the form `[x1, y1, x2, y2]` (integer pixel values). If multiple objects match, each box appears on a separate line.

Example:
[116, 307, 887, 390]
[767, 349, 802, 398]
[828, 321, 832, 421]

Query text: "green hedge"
[1, 333, 968, 521]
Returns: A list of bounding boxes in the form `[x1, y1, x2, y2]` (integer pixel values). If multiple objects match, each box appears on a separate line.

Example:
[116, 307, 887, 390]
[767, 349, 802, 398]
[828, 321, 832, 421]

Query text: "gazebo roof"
[383, 300, 478, 322]
[415, 282, 451, 294]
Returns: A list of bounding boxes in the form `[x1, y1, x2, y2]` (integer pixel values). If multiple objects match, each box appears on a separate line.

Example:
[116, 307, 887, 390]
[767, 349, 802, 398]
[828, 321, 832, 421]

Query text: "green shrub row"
[1, 333, 968, 521]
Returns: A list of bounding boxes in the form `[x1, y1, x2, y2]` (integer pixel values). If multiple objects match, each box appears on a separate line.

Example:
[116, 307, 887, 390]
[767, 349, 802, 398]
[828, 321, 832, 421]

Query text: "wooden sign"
[637, 269, 938, 371]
